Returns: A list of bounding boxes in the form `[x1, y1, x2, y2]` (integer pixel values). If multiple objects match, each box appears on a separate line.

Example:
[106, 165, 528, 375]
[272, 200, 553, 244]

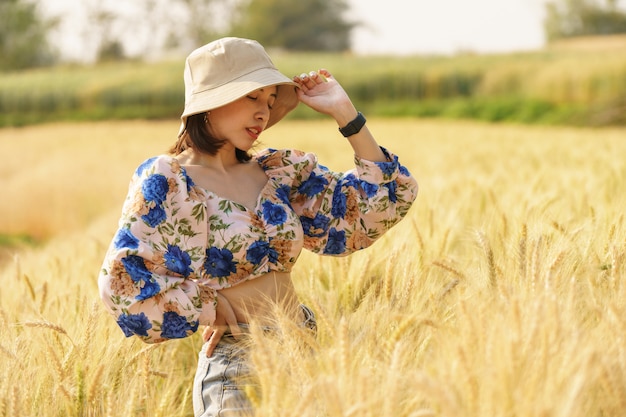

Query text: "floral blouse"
[98, 147, 418, 343]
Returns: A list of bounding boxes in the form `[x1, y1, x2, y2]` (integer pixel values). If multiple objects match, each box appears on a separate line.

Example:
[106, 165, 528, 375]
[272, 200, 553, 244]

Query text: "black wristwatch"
[338, 112, 366, 137]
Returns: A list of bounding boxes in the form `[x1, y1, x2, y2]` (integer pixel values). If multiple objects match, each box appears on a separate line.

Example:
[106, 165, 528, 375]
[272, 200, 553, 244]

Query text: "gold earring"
[204, 112, 210, 123]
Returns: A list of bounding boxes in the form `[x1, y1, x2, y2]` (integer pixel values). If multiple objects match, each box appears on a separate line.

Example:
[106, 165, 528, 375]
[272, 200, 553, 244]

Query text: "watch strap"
[338, 112, 366, 137]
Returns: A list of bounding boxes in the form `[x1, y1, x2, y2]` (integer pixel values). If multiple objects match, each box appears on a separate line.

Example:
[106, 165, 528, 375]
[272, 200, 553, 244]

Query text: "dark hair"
[169, 113, 251, 162]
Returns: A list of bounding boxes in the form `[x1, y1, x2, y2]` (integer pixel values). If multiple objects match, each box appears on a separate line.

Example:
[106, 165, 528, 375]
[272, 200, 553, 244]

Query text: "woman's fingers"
[203, 293, 243, 357]
[293, 70, 331, 91]
[202, 325, 213, 342]
[215, 292, 240, 338]
[204, 327, 225, 357]
[318, 68, 331, 78]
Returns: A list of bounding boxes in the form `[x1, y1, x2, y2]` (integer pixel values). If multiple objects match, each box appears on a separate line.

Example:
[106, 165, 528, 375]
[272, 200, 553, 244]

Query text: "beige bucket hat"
[178, 37, 299, 136]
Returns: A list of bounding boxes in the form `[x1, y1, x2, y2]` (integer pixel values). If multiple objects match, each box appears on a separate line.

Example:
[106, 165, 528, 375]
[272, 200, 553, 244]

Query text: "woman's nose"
[256, 104, 270, 122]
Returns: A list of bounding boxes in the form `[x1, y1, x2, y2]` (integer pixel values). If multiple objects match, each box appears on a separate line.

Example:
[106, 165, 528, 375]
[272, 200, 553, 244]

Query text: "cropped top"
[98, 147, 418, 343]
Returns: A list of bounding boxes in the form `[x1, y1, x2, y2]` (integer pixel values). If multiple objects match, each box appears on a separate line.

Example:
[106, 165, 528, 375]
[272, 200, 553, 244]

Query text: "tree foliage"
[174, 0, 234, 48]
[0, 0, 358, 69]
[0, 0, 57, 71]
[230, 0, 355, 51]
[544, 0, 626, 40]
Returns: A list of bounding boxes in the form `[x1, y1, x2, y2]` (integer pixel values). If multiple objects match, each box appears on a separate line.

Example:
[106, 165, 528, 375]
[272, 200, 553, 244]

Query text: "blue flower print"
[375, 161, 396, 177]
[137, 280, 161, 301]
[117, 312, 152, 337]
[142, 205, 166, 227]
[257, 148, 277, 169]
[142, 174, 169, 204]
[160, 311, 198, 339]
[204, 247, 237, 278]
[275, 185, 291, 205]
[298, 171, 329, 197]
[324, 228, 346, 255]
[384, 181, 398, 203]
[360, 181, 379, 198]
[183, 170, 195, 192]
[121, 255, 152, 283]
[262, 200, 287, 225]
[344, 173, 360, 188]
[164, 244, 192, 277]
[331, 186, 347, 219]
[246, 240, 279, 265]
[135, 157, 157, 177]
[113, 228, 139, 249]
[300, 213, 330, 237]
[399, 165, 410, 177]
[121, 255, 161, 300]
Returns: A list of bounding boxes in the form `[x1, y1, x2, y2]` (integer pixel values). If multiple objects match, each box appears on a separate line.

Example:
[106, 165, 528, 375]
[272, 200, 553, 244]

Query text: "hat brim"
[178, 67, 299, 137]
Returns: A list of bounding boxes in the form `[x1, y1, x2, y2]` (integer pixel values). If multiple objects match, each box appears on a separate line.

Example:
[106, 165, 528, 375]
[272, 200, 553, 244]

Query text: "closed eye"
[247, 95, 274, 110]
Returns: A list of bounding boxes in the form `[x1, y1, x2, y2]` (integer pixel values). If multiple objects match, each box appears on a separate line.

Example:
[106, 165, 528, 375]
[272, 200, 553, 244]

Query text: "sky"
[41, 0, 551, 61]
[347, 0, 549, 55]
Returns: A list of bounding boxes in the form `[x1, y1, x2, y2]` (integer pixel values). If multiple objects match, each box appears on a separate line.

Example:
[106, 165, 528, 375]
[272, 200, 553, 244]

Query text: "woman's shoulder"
[132, 154, 183, 179]
[255, 148, 318, 172]
[128, 155, 199, 198]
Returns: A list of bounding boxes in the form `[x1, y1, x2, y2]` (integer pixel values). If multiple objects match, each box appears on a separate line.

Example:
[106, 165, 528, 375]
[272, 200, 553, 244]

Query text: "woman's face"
[208, 86, 278, 152]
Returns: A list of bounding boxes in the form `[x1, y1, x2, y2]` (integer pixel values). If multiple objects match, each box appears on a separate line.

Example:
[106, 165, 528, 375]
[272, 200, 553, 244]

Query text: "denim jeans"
[193, 332, 254, 417]
[193, 305, 316, 417]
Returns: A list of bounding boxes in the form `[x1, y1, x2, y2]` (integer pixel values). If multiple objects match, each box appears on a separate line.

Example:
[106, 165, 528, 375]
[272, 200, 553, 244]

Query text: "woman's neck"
[178, 147, 241, 171]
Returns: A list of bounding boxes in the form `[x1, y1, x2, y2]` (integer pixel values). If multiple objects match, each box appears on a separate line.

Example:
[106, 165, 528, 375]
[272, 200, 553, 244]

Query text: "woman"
[98, 37, 418, 416]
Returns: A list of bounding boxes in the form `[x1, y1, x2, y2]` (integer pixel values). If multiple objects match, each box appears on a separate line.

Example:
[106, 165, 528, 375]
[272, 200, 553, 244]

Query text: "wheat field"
[1, 118, 625, 416]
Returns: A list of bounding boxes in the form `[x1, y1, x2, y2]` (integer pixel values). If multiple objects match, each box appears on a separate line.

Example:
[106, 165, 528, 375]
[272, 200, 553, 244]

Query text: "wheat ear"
[475, 231, 497, 289]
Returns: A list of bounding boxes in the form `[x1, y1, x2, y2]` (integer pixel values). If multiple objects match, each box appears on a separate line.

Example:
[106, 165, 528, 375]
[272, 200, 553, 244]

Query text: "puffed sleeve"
[98, 156, 216, 343]
[259, 147, 418, 255]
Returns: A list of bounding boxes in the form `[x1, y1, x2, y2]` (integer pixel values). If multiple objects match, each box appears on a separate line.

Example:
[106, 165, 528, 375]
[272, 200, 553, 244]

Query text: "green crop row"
[1, 35, 625, 127]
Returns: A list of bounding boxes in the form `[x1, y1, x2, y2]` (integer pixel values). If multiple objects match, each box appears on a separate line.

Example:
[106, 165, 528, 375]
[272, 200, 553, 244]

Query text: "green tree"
[0, 0, 57, 71]
[176, 0, 227, 47]
[544, 0, 626, 40]
[231, 0, 355, 51]
[84, 4, 126, 63]
[150, 0, 240, 52]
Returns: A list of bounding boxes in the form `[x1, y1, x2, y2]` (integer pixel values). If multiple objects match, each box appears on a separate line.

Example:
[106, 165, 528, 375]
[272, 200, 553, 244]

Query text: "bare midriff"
[218, 271, 302, 326]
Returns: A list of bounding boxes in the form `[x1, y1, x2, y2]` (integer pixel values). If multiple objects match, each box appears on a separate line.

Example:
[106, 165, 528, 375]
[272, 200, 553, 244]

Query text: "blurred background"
[37, 0, 549, 61]
[3, 4, 626, 417]
[1, 0, 625, 127]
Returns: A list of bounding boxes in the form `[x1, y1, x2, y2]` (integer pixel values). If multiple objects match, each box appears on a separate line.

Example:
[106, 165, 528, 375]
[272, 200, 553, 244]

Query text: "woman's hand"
[203, 292, 242, 357]
[293, 69, 387, 162]
[293, 69, 358, 126]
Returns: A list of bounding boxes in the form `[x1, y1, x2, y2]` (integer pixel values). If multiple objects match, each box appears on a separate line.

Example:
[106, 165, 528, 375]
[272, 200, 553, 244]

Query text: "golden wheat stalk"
[0, 344, 16, 360]
[21, 274, 36, 302]
[547, 251, 566, 288]
[45, 342, 65, 383]
[399, 268, 416, 306]
[22, 320, 68, 335]
[38, 281, 48, 314]
[383, 251, 398, 302]
[518, 223, 528, 278]
[432, 259, 466, 280]
[87, 363, 105, 405]
[10, 385, 20, 417]
[475, 231, 497, 289]
[79, 301, 100, 362]
[530, 235, 544, 291]
[104, 382, 115, 417]
[337, 316, 350, 379]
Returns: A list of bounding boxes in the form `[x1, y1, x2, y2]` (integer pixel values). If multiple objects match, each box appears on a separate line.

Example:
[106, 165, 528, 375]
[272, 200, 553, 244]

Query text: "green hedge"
[2, 36, 626, 127]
